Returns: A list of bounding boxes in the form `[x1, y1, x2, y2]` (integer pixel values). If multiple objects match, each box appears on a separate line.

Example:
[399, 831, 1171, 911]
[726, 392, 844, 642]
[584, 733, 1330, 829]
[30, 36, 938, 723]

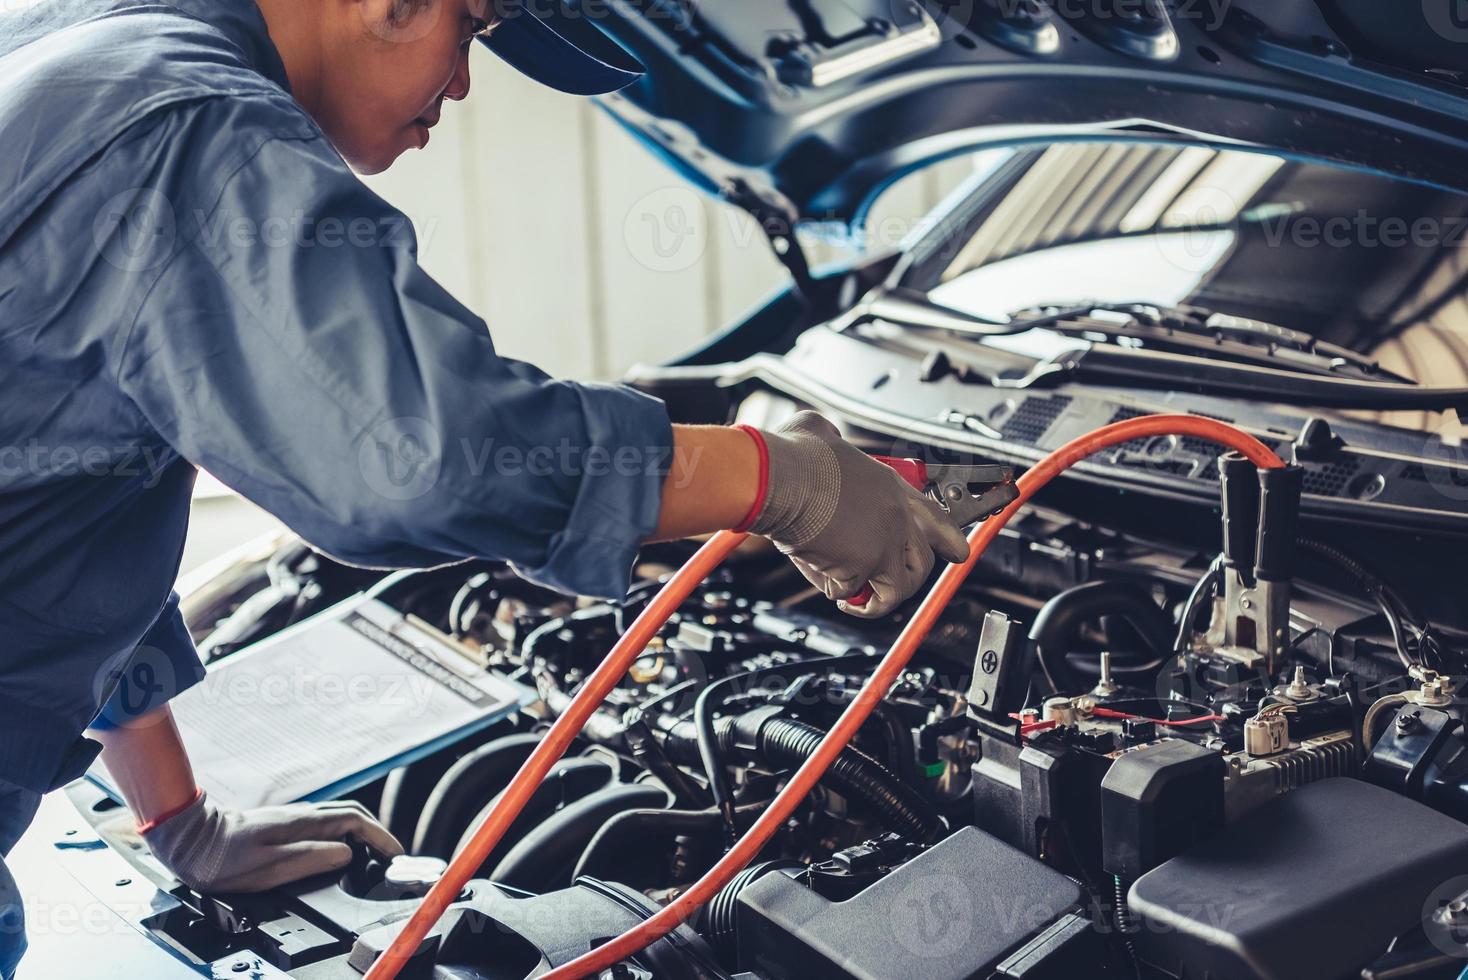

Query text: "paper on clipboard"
[90, 596, 532, 811]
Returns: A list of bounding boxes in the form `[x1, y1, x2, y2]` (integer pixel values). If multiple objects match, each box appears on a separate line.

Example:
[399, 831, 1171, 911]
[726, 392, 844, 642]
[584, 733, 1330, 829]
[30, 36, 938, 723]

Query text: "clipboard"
[88, 595, 534, 810]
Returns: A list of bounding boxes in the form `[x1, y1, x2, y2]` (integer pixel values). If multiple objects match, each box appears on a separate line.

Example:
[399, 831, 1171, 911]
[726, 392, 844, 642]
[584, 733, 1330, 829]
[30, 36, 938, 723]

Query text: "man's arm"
[90, 705, 198, 828]
[653, 425, 760, 540]
[118, 122, 678, 598]
[116, 111, 963, 613]
[656, 414, 972, 616]
[93, 705, 402, 893]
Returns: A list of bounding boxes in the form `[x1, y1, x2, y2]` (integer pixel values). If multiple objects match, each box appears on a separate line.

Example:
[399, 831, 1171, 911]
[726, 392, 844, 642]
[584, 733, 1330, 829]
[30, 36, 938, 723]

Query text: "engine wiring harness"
[363, 413, 1284, 980]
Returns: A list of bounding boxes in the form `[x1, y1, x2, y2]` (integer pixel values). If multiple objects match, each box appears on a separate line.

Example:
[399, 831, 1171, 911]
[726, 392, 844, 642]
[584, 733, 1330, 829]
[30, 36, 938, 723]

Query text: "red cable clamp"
[848, 457, 1017, 606]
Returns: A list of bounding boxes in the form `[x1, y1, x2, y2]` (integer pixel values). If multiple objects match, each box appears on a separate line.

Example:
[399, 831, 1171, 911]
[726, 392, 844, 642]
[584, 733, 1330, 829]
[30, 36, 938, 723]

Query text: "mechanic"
[0, 0, 970, 973]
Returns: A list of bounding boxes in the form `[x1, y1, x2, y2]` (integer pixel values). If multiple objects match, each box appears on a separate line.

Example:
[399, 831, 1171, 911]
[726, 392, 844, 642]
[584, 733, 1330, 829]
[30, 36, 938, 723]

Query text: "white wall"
[360, 47, 981, 381]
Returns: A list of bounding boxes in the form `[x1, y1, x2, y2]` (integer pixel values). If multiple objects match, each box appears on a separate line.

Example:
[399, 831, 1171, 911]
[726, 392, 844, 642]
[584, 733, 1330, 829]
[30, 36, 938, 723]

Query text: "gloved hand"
[747, 412, 970, 618]
[142, 792, 403, 893]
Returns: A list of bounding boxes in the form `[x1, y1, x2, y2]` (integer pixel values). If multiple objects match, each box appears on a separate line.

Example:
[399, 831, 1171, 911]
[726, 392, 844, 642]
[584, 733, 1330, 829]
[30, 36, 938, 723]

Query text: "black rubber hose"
[693, 654, 880, 840]
[411, 732, 543, 857]
[1296, 538, 1416, 668]
[378, 724, 507, 845]
[521, 604, 618, 661]
[703, 860, 801, 965]
[668, 713, 944, 843]
[570, 804, 770, 883]
[748, 717, 944, 842]
[447, 571, 498, 639]
[1029, 581, 1175, 694]
[868, 700, 918, 786]
[1174, 558, 1224, 655]
[450, 756, 614, 875]
[1115, 875, 1141, 976]
[489, 782, 671, 891]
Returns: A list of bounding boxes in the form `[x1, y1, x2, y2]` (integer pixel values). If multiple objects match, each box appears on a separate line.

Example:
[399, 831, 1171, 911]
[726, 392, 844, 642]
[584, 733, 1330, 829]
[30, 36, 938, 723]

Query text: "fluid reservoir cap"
[383, 855, 449, 893]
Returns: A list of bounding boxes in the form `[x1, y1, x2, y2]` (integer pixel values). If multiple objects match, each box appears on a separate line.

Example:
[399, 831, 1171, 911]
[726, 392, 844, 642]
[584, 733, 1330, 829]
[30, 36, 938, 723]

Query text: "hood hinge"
[724, 177, 817, 305]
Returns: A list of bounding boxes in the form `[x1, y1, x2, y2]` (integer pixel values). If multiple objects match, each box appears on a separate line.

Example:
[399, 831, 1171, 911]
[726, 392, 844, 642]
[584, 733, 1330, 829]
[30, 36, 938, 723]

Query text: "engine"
[72, 447, 1468, 980]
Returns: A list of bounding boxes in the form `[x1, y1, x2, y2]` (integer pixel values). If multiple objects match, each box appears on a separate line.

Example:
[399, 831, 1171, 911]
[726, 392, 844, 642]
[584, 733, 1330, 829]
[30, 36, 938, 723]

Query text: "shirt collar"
[162, 0, 292, 93]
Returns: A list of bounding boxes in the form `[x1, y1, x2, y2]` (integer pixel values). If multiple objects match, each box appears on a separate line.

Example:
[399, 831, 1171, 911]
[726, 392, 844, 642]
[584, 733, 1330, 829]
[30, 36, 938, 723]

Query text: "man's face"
[317, 0, 495, 174]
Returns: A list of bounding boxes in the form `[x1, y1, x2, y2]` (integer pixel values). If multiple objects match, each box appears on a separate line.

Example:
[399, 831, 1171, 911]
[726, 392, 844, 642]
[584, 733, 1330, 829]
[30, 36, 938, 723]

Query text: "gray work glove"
[751, 412, 970, 619]
[142, 792, 403, 893]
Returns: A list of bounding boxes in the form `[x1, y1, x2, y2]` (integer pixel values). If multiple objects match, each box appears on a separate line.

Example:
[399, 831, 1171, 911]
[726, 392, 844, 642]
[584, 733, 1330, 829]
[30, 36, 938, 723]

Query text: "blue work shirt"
[0, 0, 674, 793]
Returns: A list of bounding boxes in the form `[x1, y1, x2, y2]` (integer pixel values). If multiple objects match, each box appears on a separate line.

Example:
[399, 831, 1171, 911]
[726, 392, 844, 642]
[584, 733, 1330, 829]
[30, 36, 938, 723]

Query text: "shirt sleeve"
[89, 592, 207, 730]
[116, 129, 673, 600]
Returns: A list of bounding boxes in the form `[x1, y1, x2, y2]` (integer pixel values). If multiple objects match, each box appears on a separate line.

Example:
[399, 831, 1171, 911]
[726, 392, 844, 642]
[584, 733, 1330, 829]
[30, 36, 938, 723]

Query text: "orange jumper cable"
[366, 414, 1284, 980]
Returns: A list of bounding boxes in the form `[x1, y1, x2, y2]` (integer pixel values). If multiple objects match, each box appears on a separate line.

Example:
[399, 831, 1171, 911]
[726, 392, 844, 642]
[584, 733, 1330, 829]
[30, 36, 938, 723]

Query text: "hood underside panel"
[585, 0, 1468, 221]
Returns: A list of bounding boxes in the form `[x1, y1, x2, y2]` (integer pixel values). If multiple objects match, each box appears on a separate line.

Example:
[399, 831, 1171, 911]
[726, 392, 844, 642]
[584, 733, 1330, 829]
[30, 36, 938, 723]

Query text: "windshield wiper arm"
[843, 293, 1465, 409]
[1010, 342, 1468, 412]
[1010, 301, 1408, 382]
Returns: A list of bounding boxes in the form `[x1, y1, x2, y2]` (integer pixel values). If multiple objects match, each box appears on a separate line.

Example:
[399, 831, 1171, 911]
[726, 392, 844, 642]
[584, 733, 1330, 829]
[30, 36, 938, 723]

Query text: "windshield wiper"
[847, 292, 1468, 411]
[1007, 302, 1408, 383]
[1002, 340, 1468, 411]
[994, 302, 1468, 409]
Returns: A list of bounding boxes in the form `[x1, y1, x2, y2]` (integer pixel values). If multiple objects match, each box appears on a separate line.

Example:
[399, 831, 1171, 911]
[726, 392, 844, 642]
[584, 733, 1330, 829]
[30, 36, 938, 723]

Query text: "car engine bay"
[16, 0, 1468, 975]
[55, 391, 1468, 980]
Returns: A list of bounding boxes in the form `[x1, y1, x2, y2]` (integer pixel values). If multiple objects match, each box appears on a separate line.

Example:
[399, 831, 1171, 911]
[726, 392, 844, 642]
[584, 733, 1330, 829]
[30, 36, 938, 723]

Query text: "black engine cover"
[1128, 778, 1468, 980]
[736, 826, 1088, 980]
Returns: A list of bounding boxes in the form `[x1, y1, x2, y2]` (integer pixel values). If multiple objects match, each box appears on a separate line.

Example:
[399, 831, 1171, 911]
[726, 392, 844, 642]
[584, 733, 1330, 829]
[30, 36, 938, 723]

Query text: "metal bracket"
[723, 177, 817, 304]
[1221, 567, 1291, 675]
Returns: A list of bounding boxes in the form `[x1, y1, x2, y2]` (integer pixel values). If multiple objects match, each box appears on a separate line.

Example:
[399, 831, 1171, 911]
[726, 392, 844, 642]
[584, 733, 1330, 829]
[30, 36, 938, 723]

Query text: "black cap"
[479, 0, 645, 96]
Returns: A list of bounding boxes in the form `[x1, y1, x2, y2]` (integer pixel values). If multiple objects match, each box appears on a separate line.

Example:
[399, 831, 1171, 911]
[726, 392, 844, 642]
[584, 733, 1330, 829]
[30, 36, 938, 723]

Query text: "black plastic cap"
[1218, 452, 1260, 577]
[1254, 465, 1304, 582]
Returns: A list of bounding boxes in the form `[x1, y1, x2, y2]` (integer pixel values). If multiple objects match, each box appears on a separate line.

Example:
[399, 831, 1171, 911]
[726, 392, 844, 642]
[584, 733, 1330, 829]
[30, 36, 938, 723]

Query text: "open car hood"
[585, 0, 1468, 225]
